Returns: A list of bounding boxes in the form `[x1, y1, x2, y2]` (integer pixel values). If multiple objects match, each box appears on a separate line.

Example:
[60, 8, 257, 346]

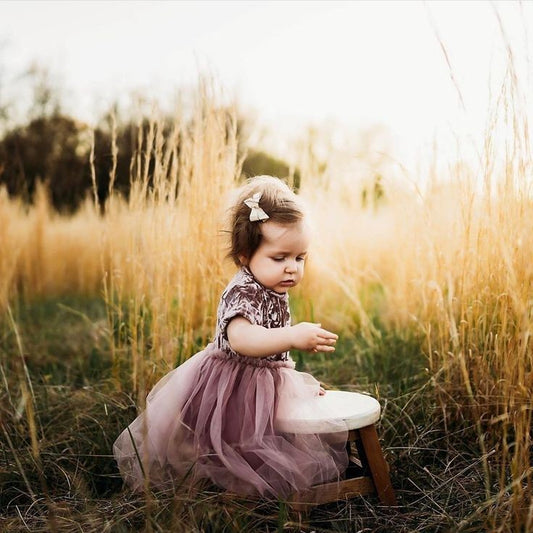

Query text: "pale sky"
[0, 0, 531, 174]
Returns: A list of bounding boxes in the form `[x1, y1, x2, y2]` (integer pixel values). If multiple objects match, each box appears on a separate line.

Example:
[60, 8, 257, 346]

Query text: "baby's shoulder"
[222, 275, 263, 306]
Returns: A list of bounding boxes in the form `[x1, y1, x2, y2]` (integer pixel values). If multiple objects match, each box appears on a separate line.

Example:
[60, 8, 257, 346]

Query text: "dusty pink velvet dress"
[113, 267, 348, 498]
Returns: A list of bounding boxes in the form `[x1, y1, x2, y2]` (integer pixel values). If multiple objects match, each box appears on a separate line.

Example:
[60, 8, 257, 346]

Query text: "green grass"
[1, 296, 111, 385]
[0, 297, 494, 532]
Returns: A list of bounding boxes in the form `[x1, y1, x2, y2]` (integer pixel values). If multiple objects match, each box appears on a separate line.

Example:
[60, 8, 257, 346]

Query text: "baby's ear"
[238, 254, 249, 266]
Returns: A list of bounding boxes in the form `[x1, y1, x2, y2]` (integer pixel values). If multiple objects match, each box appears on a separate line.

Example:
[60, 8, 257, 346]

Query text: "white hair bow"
[244, 192, 270, 222]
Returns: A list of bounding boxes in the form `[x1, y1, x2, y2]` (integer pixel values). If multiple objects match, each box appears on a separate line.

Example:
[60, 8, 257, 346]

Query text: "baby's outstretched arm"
[227, 317, 338, 358]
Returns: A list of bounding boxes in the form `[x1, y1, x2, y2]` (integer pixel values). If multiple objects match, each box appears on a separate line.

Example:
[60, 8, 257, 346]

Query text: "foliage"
[242, 149, 301, 190]
[0, 115, 92, 210]
[0, 111, 298, 212]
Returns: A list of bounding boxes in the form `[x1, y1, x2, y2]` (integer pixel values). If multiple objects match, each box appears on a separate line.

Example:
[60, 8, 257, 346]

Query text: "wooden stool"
[277, 390, 397, 511]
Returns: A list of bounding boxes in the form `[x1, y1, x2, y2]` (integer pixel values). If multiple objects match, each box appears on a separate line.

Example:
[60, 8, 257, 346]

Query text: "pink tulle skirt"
[113, 344, 348, 498]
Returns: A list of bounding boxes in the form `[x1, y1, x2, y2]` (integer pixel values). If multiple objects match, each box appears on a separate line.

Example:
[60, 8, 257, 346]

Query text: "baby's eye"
[272, 257, 285, 262]
[296, 256, 306, 262]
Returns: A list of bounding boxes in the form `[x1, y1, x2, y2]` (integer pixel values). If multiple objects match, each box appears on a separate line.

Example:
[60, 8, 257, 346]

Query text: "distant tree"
[0, 111, 184, 211]
[0, 63, 93, 210]
[0, 44, 13, 135]
[91, 114, 136, 207]
[242, 149, 301, 190]
[0, 114, 91, 209]
[24, 63, 62, 121]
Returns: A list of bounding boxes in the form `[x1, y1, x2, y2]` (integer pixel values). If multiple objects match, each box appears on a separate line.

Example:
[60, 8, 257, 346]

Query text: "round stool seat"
[276, 390, 381, 434]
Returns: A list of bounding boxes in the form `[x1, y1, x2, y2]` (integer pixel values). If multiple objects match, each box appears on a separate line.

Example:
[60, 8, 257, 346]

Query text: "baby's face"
[242, 221, 310, 293]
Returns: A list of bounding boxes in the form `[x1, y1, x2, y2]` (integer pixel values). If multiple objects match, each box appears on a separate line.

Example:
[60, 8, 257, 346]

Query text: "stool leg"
[358, 424, 397, 506]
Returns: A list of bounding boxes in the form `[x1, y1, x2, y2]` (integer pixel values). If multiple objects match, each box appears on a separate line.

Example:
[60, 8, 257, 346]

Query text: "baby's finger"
[315, 344, 336, 352]
[318, 335, 338, 344]
[318, 329, 338, 339]
[317, 336, 336, 346]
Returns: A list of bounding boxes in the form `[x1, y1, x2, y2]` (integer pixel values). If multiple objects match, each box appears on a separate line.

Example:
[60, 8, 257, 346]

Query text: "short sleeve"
[217, 284, 262, 341]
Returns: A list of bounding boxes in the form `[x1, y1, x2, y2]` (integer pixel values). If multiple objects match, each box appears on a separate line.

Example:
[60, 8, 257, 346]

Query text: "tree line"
[0, 110, 299, 212]
[0, 65, 298, 211]
[0, 66, 391, 212]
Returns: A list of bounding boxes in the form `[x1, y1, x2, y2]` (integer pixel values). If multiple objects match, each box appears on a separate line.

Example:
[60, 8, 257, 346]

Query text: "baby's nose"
[285, 260, 297, 272]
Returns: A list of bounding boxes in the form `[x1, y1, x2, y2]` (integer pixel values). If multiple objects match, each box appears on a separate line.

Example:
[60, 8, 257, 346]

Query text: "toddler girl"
[114, 176, 348, 498]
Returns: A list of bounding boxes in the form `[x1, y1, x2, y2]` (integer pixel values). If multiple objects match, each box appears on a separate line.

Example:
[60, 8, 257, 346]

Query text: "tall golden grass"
[0, 72, 532, 529]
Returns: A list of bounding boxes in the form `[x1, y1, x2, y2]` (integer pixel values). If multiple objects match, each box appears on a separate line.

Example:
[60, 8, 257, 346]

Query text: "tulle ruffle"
[113, 344, 348, 498]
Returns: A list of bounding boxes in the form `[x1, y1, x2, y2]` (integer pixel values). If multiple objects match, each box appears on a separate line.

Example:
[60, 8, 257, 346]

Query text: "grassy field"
[1, 295, 490, 532]
[1, 78, 532, 531]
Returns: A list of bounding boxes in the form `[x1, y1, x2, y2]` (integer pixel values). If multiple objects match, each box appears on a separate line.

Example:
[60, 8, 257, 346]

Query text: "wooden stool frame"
[288, 423, 397, 511]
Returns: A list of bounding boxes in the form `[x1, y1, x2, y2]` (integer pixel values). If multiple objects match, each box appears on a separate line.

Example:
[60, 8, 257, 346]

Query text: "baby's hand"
[289, 322, 338, 353]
